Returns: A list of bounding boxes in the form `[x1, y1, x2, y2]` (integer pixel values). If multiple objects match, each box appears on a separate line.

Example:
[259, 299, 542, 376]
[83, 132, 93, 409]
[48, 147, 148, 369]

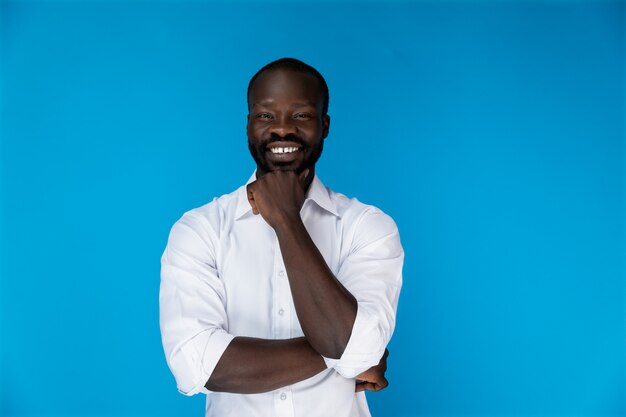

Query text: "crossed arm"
[161, 170, 398, 395]
[206, 170, 389, 394]
[205, 337, 326, 394]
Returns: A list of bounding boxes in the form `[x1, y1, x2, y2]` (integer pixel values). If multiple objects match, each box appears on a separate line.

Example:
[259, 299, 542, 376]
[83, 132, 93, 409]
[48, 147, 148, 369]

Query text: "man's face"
[247, 69, 330, 176]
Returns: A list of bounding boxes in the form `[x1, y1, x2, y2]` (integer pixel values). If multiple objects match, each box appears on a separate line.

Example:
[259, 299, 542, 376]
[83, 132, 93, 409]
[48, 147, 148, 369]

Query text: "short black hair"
[247, 57, 329, 115]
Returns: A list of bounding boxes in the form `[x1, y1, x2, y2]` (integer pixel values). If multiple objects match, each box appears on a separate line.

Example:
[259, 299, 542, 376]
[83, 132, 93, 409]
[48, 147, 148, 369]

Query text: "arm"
[247, 171, 403, 377]
[355, 348, 389, 392]
[274, 219, 357, 358]
[323, 208, 402, 378]
[247, 170, 357, 358]
[205, 336, 325, 393]
[160, 211, 326, 395]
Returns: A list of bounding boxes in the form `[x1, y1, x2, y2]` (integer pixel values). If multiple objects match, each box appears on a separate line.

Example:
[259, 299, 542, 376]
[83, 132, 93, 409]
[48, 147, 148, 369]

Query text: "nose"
[268, 116, 297, 138]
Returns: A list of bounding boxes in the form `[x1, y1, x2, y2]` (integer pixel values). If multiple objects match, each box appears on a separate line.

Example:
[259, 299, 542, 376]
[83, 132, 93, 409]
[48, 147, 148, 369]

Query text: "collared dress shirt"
[160, 173, 403, 417]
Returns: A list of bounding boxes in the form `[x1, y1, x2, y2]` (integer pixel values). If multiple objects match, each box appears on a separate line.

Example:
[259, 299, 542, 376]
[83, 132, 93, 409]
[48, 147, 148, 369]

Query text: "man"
[160, 58, 403, 417]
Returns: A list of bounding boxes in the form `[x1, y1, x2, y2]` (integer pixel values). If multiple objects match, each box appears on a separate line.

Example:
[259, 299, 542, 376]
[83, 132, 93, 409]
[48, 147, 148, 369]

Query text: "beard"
[248, 133, 324, 175]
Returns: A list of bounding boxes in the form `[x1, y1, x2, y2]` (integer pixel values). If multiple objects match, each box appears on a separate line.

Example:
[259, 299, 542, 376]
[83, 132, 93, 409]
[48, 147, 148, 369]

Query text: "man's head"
[246, 58, 330, 176]
[247, 58, 329, 115]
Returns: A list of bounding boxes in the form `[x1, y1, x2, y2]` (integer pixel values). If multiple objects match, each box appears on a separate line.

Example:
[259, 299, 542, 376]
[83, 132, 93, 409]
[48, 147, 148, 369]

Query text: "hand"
[355, 349, 389, 392]
[247, 170, 310, 229]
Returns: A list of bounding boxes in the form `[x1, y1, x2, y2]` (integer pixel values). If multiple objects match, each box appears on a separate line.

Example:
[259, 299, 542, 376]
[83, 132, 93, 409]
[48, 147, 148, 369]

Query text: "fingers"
[378, 377, 389, 390]
[355, 382, 374, 392]
[355, 382, 368, 392]
[247, 170, 307, 223]
[246, 184, 259, 215]
[355, 379, 389, 392]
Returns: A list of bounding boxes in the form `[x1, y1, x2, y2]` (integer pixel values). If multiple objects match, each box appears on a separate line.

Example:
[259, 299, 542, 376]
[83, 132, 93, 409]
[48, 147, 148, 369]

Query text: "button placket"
[275, 389, 294, 417]
[274, 237, 291, 339]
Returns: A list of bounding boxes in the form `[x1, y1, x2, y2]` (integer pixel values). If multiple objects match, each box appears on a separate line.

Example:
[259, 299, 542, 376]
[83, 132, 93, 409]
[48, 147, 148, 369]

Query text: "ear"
[322, 114, 331, 139]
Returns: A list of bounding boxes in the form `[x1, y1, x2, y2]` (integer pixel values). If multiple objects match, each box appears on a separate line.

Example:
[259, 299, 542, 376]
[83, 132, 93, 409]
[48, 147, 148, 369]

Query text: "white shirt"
[160, 173, 403, 417]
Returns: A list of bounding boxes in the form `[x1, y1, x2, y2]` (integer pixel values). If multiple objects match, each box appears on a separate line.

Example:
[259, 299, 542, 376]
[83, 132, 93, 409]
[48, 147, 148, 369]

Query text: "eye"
[293, 113, 313, 120]
[256, 113, 273, 120]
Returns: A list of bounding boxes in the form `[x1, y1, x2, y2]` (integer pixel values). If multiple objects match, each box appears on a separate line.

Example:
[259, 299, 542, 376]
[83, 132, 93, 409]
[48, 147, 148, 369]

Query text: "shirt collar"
[235, 171, 339, 220]
[306, 173, 339, 217]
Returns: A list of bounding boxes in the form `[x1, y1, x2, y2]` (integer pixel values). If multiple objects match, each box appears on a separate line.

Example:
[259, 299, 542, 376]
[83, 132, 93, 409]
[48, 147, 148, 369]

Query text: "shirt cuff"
[177, 329, 235, 396]
[323, 304, 386, 378]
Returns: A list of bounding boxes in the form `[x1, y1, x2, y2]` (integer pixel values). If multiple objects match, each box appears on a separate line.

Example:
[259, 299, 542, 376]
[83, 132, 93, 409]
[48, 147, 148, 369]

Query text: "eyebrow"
[252, 100, 318, 109]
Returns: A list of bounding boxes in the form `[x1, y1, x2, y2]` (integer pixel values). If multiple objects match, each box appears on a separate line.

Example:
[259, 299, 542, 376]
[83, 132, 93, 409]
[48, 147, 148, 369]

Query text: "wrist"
[273, 214, 306, 235]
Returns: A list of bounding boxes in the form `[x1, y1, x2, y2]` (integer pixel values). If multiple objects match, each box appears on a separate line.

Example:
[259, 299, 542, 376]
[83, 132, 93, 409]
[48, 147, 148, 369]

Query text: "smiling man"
[159, 58, 403, 417]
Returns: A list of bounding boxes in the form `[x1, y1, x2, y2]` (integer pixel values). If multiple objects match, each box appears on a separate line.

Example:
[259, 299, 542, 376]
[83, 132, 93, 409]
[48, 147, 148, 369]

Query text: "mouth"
[269, 146, 300, 154]
[265, 141, 303, 164]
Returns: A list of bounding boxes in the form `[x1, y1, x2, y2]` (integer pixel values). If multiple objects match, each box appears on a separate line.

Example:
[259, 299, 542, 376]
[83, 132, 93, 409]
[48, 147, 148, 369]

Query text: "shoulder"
[168, 185, 244, 244]
[327, 187, 400, 242]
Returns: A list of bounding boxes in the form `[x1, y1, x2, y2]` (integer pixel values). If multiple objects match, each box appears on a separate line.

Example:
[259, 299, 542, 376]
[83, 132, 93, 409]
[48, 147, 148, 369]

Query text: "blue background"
[1, 1, 624, 416]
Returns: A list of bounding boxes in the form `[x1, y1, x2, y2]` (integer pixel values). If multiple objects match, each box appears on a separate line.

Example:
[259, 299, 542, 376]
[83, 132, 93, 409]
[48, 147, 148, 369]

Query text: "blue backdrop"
[1, 1, 624, 416]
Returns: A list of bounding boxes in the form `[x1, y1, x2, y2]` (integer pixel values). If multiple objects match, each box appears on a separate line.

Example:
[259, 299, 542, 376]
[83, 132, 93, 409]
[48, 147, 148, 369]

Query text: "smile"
[269, 147, 300, 154]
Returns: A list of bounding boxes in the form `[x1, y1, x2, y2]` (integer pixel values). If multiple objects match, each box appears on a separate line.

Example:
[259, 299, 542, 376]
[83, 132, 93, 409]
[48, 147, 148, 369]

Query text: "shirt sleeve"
[159, 211, 235, 396]
[323, 207, 403, 378]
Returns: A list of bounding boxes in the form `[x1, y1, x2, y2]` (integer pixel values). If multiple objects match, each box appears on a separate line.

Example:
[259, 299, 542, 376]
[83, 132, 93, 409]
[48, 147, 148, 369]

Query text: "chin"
[269, 164, 301, 173]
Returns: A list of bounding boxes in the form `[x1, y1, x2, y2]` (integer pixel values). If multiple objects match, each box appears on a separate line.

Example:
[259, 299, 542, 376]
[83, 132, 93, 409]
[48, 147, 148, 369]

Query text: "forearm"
[205, 336, 326, 394]
[274, 219, 357, 359]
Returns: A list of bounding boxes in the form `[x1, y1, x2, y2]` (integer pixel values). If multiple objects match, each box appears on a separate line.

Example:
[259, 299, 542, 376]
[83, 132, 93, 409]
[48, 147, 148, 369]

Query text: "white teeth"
[270, 147, 299, 154]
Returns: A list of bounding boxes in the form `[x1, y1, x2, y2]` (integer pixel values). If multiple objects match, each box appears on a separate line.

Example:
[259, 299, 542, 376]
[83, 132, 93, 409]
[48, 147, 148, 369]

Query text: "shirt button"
[278, 270, 285, 277]
[278, 308, 285, 316]
[280, 393, 287, 400]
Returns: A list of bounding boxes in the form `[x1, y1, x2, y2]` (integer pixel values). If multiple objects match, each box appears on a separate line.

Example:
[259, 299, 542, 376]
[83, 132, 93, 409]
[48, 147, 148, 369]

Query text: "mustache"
[262, 133, 308, 148]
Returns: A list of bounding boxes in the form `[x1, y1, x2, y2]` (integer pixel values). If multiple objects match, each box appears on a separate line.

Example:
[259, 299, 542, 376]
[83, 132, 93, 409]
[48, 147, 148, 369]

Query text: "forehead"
[248, 69, 323, 107]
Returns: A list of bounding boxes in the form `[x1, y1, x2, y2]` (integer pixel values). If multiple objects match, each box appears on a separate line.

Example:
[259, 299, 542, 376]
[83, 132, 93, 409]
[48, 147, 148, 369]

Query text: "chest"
[215, 212, 343, 339]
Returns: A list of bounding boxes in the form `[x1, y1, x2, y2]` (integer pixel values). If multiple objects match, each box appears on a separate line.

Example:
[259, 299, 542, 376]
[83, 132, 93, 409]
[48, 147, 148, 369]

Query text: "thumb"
[247, 184, 259, 215]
